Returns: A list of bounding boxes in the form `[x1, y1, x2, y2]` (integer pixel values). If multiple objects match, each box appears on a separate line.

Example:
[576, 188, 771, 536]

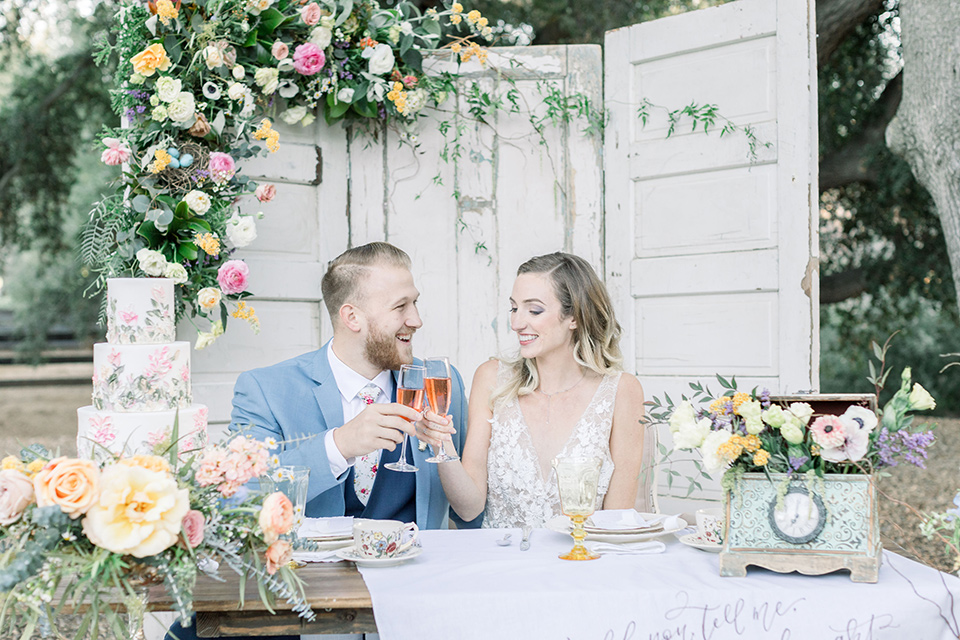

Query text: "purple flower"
[788, 455, 808, 471]
[876, 428, 935, 469]
[760, 388, 771, 408]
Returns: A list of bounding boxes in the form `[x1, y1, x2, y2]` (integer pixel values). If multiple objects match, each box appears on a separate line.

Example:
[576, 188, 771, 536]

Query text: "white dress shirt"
[323, 344, 395, 478]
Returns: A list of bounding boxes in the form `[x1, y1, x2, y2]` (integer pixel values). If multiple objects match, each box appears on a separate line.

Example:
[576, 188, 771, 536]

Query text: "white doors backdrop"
[183, 0, 818, 508]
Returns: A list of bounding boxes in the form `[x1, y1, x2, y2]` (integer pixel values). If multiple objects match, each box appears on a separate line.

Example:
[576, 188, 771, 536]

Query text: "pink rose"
[300, 2, 322, 25]
[100, 138, 131, 166]
[271, 40, 289, 60]
[208, 152, 236, 183]
[182, 509, 205, 548]
[216, 260, 249, 295]
[264, 539, 292, 575]
[0, 469, 35, 526]
[259, 491, 294, 544]
[255, 184, 276, 203]
[293, 43, 325, 76]
[402, 75, 418, 88]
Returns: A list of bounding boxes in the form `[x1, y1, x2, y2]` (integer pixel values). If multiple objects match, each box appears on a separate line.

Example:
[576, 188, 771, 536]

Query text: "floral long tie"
[353, 383, 381, 506]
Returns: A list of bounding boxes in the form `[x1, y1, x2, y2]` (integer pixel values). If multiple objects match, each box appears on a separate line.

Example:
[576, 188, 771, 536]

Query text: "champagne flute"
[384, 364, 424, 473]
[424, 357, 459, 463]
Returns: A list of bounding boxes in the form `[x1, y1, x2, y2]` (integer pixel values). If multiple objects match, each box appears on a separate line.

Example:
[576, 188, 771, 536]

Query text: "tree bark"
[886, 0, 960, 314]
[820, 268, 868, 304]
[815, 0, 884, 67]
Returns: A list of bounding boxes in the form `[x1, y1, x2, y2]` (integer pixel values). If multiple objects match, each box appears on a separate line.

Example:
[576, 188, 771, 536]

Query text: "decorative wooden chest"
[718, 394, 881, 583]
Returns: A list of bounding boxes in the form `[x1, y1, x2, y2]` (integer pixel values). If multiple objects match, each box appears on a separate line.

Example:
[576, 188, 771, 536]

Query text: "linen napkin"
[586, 540, 666, 555]
[298, 516, 353, 539]
[589, 509, 653, 529]
[291, 548, 347, 563]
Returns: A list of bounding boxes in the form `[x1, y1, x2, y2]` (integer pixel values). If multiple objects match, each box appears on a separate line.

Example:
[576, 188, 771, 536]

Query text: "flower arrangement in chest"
[651, 364, 937, 487]
[89, 0, 492, 348]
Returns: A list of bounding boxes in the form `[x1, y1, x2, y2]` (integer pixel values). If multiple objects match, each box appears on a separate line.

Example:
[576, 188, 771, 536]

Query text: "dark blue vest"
[343, 442, 417, 522]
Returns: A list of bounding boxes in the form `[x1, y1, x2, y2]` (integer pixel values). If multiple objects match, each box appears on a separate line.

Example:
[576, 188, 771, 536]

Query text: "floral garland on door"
[87, 0, 491, 348]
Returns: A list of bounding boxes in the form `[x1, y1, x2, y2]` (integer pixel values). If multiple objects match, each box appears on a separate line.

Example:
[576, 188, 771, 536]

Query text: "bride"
[420, 252, 646, 528]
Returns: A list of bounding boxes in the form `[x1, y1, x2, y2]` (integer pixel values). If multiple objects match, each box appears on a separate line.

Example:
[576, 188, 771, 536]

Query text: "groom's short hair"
[321, 242, 412, 320]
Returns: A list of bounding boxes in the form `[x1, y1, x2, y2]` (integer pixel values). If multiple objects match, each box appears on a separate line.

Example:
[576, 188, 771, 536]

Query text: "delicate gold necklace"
[537, 372, 585, 426]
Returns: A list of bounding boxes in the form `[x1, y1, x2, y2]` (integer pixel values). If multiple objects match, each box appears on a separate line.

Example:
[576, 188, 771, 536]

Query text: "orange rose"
[118, 455, 171, 474]
[258, 492, 293, 544]
[264, 540, 292, 575]
[131, 43, 172, 77]
[33, 457, 99, 519]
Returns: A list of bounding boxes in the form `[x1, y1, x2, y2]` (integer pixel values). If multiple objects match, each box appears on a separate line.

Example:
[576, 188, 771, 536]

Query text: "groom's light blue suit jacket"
[229, 341, 481, 530]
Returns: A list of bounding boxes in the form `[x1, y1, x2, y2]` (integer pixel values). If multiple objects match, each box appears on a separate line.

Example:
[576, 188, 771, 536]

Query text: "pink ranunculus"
[300, 2, 322, 25]
[0, 469, 35, 526]
[101, 138, 131, 166]
[216, 260, 250, 295]
[264, 539, 292, 575]
[260, 492, 294, 544]
[293, 43, 325, 76]
[271, 40, 289, 60]
[255, 184, 276, 203]
[208, 152, 236, 183]
[182, 509, 205, 548]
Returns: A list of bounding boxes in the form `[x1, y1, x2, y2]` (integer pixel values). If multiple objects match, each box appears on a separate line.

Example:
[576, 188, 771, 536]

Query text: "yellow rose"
[82, 463, 189, 558]
[33, 457, 99, 519]
[131, 43, 172, 77]
[118, 455, 171, 474]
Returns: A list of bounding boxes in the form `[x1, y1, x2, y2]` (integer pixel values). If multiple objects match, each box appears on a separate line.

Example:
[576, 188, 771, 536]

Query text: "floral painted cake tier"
[77, 405, 208, 464]
[106, 277, 176, 344]
[92, 341, 192, 412]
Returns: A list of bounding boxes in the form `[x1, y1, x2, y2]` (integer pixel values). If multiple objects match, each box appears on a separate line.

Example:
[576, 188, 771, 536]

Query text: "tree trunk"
[815, 0, 884, 66]
[886, 0, 960, 313]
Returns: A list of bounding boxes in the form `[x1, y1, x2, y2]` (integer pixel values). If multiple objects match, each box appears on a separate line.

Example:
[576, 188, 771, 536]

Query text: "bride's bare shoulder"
[473, 358, 501, 386]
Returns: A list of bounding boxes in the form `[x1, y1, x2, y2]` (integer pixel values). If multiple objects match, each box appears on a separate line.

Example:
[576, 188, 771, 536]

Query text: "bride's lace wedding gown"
[482, 364, 621, 529]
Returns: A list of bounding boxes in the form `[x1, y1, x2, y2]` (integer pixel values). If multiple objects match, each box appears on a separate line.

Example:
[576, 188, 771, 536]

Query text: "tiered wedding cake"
[77, 278, 208, 461]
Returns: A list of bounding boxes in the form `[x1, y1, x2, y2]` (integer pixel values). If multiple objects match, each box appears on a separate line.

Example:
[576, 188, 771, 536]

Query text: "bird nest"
[158, 142, 211, 193]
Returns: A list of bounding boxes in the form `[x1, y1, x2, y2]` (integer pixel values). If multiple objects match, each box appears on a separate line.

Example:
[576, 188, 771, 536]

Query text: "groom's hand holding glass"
[333, 402, 422, 460]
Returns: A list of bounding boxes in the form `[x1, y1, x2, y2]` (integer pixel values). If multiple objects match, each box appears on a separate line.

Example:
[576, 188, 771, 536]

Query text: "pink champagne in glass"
[425, 357, 459, 463]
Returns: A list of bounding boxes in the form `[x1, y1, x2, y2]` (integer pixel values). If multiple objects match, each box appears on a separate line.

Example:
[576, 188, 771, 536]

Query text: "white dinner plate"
[335, 545, 423, 567]
[545, 515, 687, 543]
[678, 532, 722, 553]
[583, 523, 664, 535]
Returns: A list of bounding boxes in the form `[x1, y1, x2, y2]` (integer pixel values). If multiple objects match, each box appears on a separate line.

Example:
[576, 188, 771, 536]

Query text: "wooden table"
[149, 564, 376, 637]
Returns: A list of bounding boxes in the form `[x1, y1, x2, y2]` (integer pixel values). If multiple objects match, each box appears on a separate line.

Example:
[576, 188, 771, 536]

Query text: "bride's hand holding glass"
[414, 409, 457, 451]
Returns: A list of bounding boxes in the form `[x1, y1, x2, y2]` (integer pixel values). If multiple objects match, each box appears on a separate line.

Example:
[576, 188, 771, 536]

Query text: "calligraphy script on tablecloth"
[584, 591, 899, 640]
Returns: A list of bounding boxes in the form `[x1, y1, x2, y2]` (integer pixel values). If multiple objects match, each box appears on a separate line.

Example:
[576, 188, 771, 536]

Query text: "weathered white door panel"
[605, 0, 818, 505]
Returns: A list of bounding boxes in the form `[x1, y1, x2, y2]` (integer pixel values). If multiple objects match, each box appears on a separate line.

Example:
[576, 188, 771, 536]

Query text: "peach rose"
[259, 492, 293, 543]
[301, 2, 322, 25]
[264, 540, 292, 575]
[82, 463, 189, 558]
[33, 457, 99, 519]
[182, 509, 205, 548]
[271, 40, 289, 61]
[0, 469, 35, 526]
[255, 183, 276, 203]
[118, 455, 171, 474]
[130, 43, 172, 77]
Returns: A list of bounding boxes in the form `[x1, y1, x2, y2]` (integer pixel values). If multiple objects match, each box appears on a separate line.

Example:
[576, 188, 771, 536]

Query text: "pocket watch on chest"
[768, 486, 826, 544]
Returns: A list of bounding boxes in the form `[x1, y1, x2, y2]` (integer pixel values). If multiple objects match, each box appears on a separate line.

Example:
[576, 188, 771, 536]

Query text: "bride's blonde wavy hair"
[489, 253, 623, 409]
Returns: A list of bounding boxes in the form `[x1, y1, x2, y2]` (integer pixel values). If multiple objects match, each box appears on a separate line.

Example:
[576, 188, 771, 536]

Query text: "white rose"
[668, 400, 697, 434]
[363, 43, 395, 76]
[183, 190, 211, 215]
[151, 105, 168, 121]
[281, 106, 307, 125]
[788, 402, 814, 425]
[203, 44, 225, 69]
[699, 429, 733, 473]
[254, 67, 280, 95]
[227, 213, 258, 247]
[197, 287, 222, 310]
[136, 248, 168, 276]
[163, 262, 188, 284]
[337, 87, 355, 103]
[154, 76, 182, 103]
[166, 91, 196, 124]
[232, 65, 246, 80]
[400, 21, 413, 35]
[228, 82, 246, 101]
[301, 112, 316, 126]
[673, 417, 712, 450]
[309, 26, 332, 50]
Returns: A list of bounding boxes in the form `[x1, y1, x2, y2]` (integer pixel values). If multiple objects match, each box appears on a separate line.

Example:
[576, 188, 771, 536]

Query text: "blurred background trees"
[0, 0, 956, 411]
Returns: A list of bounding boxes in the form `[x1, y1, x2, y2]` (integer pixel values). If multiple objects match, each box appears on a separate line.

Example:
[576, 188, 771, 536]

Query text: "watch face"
[769, 488, 826, 544]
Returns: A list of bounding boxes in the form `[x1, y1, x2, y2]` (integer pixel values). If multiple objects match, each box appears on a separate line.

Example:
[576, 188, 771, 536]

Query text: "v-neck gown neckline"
[482, 363, 621, 529]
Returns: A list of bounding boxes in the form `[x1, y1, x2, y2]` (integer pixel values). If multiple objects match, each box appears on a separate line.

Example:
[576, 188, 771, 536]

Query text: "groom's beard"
[363, 325, 413, 372]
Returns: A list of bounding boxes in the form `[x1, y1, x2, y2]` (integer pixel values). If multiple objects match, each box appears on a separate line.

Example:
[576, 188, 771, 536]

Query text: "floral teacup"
[352, 519, 419, 559]
[695, 508, 725, 545]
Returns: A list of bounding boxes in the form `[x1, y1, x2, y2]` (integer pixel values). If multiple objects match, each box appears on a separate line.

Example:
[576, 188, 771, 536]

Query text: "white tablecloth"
[357, 528, 960, 640]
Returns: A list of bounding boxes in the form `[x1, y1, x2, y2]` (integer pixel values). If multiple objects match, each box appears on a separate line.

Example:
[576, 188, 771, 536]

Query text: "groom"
[167, 242, 480, 640]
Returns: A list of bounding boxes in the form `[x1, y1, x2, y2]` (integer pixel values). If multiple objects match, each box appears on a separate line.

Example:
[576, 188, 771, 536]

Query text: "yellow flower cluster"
[233, 300, 256, 320]
[709, 396, 732, 414]
[195, 232, 221, 257]
[387, 81, 408, 114]
[148, 148, 173, 174]
[253, 118, 280, 153]
[731, 392, 751, 412]
[753, 449, 770, 466]
[811, 444, 821, 457]
[156, 0, 179, 25]
[716, 437, 744, 464]
[2, 456, 46, 477]
[458, 41, 488, 65]
[742, 434, 762, 453]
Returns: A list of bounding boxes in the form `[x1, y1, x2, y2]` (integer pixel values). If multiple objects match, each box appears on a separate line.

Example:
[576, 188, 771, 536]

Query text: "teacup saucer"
[335, 545, 423, 567]
[678, 532, 722, 553]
